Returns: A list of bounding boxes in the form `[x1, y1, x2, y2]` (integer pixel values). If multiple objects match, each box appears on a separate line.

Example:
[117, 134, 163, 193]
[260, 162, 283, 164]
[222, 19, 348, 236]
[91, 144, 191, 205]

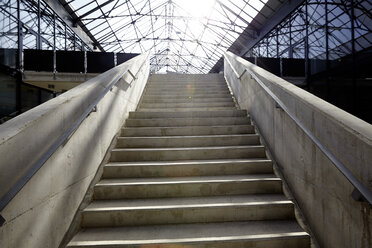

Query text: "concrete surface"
[0, 52, 150, 248]
[224, 51, 372, 248]
[68, 221, 309, 248]
[103, 159, 273, 178]
[81, 195, 294, 227]
[23, 71, 99, 92]
[66, 73, 310, 248]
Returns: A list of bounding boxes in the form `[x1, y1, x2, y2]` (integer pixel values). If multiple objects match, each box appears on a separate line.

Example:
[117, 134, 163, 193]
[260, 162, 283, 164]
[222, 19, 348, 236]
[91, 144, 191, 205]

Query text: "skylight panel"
[65, 0, 269, 73]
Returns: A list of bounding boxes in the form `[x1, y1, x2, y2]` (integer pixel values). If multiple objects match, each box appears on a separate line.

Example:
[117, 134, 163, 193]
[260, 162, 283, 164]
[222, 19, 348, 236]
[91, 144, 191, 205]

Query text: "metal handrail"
[224, 53, 372, 205]
[0, 53, 150, 226]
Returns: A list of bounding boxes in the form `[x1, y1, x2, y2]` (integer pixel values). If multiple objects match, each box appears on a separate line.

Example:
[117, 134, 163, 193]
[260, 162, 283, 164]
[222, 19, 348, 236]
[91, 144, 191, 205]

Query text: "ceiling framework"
[59, 0, 270, 73]
[249, 0, 372, 60]
[0, 0, 93, 52]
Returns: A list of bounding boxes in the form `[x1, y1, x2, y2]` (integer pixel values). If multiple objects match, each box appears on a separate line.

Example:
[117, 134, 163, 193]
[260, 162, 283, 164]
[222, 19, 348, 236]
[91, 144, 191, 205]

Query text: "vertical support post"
[16, 0, 23, 114]
[289, 18, 293, 58]
[304, 0, 310, 89]
[83, 43, 87, 79]
[325, 0, 330, 100]
[64, 23, 67, 51]
[350, 0, 357, 112]
[37, 0, 41, 49]
[276, 28, 279, 58]
[73, 33, 76, 51]
[53, 14, 56, 79]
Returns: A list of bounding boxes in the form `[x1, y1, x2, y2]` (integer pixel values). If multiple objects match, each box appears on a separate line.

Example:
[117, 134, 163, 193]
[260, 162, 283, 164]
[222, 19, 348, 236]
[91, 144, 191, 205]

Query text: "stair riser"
[145, 89, 229, 94]
[144, 94, 230, 99]
[82, 204, 294, 227]
[94, 180, 283, 199]
[116, 135, 260, 148]
[125, 117, 250, 127]
[146, 85, 228, 90]
[144, 92, 231, 97]
[137, 106, 236, 112]
[68, 237, 310, 248]
[121, 125, 255, 136]
[141, 98, 234, 104]
[139, 102, 235, 109]
[128, 110, 246, 119]
[147, 82, 226, 86]
[110, 146, 266, 162]
[103, 161, 273, 178]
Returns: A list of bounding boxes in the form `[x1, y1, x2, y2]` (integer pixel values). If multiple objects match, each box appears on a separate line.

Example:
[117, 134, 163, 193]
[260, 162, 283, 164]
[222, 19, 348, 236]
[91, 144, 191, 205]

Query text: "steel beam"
[239, 0, 305, 56]
[43, 0, 100, 51]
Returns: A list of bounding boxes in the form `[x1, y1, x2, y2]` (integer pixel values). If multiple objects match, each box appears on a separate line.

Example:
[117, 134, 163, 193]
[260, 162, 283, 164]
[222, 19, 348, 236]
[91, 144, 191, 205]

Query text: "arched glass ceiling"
[63, 0, 269, 73]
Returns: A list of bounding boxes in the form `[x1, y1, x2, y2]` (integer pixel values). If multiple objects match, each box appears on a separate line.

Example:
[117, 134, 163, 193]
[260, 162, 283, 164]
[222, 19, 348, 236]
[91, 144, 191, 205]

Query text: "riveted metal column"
[64, 23, 67, 50]
[276, 28, 279, 58]
[16, 0, 23, 114]
[53, 14, 56, 79]
[289, 18, 293, 58]
[304, 0, 310, 89]
[350, 0, 357, 112]
[325, 0, 330, 100]
[37, 0, 41, 49]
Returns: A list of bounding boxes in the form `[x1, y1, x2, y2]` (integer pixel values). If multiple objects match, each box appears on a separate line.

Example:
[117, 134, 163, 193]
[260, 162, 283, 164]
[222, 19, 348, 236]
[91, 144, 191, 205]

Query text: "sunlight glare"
[174, 0, 216, 18]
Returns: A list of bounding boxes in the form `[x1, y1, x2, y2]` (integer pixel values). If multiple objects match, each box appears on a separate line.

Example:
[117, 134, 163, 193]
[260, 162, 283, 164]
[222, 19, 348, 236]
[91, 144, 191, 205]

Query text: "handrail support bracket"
[238, 69, 247, 80]
[128, 69, 137, 80]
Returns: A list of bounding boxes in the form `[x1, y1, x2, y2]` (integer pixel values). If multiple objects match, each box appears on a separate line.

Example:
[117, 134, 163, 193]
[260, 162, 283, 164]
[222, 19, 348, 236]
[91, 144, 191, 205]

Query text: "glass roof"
[64, 0, 269, 73]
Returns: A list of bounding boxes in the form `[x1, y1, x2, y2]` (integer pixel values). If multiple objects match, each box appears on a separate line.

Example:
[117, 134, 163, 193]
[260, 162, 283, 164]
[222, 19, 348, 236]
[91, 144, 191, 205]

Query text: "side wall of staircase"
[224, 51, 372, 248]
[0, 53, 149, 248]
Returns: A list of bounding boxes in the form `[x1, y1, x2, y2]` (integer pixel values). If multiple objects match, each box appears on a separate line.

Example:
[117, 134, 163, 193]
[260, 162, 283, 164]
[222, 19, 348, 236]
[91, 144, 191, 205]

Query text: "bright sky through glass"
[68, 0, 268, 73]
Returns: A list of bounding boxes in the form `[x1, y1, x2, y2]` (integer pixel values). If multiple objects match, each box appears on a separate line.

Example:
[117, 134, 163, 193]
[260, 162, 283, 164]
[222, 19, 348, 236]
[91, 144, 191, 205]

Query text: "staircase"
[67, 74, 310, 247]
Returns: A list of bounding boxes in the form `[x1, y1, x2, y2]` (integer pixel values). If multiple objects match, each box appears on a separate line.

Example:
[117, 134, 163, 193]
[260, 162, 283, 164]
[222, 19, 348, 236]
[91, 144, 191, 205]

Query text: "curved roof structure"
[60, 0, 269, 73]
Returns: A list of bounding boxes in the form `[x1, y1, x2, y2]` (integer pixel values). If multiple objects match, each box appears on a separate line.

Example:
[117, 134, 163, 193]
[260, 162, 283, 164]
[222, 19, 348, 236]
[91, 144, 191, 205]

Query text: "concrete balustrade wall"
[224, 51, 372, 248]
[0, 53, 149, 248]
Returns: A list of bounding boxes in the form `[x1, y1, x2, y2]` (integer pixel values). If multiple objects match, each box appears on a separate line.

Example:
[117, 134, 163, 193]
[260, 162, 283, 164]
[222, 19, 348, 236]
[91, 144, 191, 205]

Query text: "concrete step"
[141, 97, 234, 104]
[148, 80, 226, 84]
[139, 102, 235, 109]
[146, 85, 228, 91]
[93, 174, 282, 199]
[145, 88, 229, 94]
[81, 195, 294, 227]
[143, 93, 231, 99]
[116, 134, 260, 148]
[68, 221, 310, 248]
[110, 145, 266, 162]
[103, 159, 273, 178]
[121, 125, 255, 136]
[149, 74, 224, 82]
[144, 91, 231, 97]
[146, 83, 228, 88]
[128, 110, 246, 119]
[138, 107, 237, 112]
[148, 81, 226, 86]
[125, 117, 250, 127]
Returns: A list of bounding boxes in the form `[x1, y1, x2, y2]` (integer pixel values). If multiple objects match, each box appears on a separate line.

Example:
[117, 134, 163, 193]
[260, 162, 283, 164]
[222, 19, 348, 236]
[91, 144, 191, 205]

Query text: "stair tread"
[96, 174, 280, 186]
[126, 116, 246, 121]
[68, 221, 308, 246]
[138, 107, 237, 111]
[130, 109, 243, 116]
[112, 145, 264, 151]
[85, 194, 291, 211]
[118, 134, 258, 139]
[105, 158, 272, 167]
[122, 124, 253, 129]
